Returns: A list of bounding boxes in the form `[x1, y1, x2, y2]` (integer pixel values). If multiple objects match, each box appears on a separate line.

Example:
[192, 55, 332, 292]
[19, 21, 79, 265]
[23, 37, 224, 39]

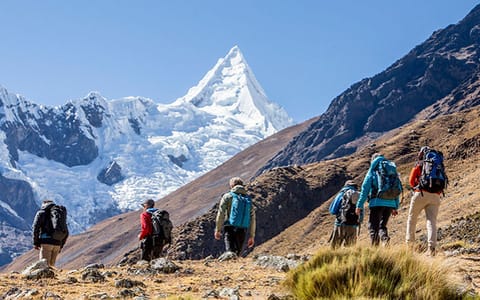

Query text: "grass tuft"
[284, 246, 477, 300]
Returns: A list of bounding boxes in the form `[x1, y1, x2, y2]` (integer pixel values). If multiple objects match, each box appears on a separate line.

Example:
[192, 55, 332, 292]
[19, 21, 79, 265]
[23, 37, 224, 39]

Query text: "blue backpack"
[329, 186, 352, 215]
[373, 159, 402, 200]
[419, 149, 447, 193]
[228, 192, 252, 229]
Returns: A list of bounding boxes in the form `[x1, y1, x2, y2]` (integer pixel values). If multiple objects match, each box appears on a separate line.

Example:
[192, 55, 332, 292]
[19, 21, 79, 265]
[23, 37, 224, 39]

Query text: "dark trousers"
[330, 225, 358, 249]
[141, 235, 164, 261]
[224, 226, 247, 256]
[368, 206, 392, 246]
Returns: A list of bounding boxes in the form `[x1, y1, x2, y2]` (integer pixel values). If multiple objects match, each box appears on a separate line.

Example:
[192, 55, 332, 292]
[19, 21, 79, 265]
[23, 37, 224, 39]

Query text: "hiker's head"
[418, 146, 430, 160]
[229, 177, 244, 188]
[371, 153, 382, 163]
[142, 199, 155, 209]
[344, 180, 358, 189]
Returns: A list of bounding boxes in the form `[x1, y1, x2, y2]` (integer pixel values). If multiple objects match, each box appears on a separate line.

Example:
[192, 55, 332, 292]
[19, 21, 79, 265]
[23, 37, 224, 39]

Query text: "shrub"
[284, 246, 477, 300]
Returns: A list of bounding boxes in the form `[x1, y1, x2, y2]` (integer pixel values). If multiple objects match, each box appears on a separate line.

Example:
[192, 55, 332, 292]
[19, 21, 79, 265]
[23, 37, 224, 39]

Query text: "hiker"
[356, 153, 401, 246]
[32, 199, 69, 267]
[329, 180, 361, 249]
[406, 146, 447, 256]
[138, 199, 171, 261]
[214, 177, 256, 257]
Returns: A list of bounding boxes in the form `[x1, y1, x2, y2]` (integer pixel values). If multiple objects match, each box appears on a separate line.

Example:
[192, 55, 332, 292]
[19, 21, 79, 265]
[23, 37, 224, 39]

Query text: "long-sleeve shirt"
[215, 185, 256, 238]
[356, 156, 399, 210]
[139, 208, 157, 240]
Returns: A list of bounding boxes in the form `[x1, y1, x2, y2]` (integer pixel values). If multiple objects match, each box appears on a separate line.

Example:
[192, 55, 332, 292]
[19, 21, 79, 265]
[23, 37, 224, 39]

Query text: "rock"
[21, 259, 56, 280]
[219, 287, 240, 299]
[81, 268, 105, 283]
[254, 254, 302, 272]
[150, 258, 180, 274]
[115, 278, 146, 289]
[218, 251, 237, 262]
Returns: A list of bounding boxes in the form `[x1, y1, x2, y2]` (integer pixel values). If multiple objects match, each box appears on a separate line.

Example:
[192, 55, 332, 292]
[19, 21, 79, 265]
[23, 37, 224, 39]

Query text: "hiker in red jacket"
[138, 199, 160, 261]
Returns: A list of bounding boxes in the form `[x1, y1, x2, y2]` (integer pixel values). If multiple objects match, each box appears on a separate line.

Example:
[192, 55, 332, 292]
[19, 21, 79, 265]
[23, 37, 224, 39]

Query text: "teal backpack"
[373, 159, 402, 200]
[228, 192, 252, 229]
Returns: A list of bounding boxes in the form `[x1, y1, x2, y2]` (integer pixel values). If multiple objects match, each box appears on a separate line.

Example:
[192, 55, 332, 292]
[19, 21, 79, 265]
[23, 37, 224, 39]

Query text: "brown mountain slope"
[253, 107, 480, 257]
[2, 118, 316, 272]
[111, 106, 480, 264]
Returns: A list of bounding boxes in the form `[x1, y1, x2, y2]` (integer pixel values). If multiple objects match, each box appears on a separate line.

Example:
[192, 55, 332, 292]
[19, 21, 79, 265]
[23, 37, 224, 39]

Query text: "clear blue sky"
[0, 1, 478, 122]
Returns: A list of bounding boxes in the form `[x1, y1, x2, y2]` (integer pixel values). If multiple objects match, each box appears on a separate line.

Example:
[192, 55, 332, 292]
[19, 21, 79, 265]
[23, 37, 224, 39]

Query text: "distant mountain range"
[0, 46, 292, 265]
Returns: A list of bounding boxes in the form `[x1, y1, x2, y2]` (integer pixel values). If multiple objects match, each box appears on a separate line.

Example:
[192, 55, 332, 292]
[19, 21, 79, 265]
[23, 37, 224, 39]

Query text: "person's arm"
[32, 211, 44, 249]
[61, 228, 69, 249]
[409, 165, 421, 189]
[247, 204, 256, 247]
[356, 172, 372, 215]
[214, 194, 230, 239]
[138, 213, 151, 240]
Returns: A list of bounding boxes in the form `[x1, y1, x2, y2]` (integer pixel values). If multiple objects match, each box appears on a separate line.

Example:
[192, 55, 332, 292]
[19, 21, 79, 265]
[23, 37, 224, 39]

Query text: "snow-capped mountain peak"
[0, 46, 293, 265]
[176, 46, 292, 135]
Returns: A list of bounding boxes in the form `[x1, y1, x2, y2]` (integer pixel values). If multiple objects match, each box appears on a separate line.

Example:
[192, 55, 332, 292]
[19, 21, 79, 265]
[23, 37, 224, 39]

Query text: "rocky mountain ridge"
[260, 3, 480, 172]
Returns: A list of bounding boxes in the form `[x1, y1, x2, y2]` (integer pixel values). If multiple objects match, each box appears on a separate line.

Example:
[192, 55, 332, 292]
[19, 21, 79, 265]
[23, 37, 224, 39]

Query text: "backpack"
[338, 189, 360, 226]
[228, 192, 252, 229]
[48, 205, 68, 241]
[151, 210, 173, 244]
[418, 149, 447, 193]
[372, 159, 402, 200]
[329, 186, 351, 215]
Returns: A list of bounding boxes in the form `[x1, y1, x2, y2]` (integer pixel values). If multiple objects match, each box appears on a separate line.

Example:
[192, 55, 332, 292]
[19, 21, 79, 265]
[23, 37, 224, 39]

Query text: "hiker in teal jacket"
[355, 153, 400, 246]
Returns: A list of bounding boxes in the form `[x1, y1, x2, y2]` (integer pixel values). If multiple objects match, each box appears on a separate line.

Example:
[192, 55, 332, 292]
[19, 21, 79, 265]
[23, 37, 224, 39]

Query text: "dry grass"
[285, 245, 477, 300]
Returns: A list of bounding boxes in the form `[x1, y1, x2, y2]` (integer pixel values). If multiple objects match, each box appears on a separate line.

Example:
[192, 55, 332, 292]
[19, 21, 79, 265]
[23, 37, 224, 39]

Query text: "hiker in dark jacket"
[138, 198, 162, 261]
[32, 199, 68, 267]
[356, 153, 400, 246]
[329, 180, 361, 249]
[214, 177, 256, 257]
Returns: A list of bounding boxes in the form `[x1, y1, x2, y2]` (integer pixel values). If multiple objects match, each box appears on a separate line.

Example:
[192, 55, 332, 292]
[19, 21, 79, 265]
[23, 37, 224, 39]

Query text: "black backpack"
[418, 149, 448, 193]
[151, 210, 173, 244]
[47, 205, 68, 241]
[338, 188, 360, 226]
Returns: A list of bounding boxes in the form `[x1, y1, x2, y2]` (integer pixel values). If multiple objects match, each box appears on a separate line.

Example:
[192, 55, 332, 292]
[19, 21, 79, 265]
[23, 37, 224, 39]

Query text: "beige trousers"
[40, 244, 61, 267]
[406, 191, 440, 249]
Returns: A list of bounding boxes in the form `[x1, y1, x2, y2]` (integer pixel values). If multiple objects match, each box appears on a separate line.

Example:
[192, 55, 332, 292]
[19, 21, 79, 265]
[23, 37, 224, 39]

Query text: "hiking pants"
[330, 225, 357, 249]
[224, 226, 247, 256]
[406, 191, 440, 251]
[368, 206, 392, 246]
[40, 244, 61, 267]
[141, 236, 154, 261]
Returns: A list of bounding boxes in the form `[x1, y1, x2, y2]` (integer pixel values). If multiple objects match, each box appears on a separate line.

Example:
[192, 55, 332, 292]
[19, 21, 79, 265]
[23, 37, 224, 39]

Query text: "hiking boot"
[380, 237, 390, 247]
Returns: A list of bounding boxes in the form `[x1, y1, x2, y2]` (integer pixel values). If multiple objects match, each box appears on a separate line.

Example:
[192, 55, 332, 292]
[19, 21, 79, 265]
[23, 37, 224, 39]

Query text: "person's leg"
[330, 225, 342, 249]
[233, 228, 246, 256]
[344, 226, 357, 247]
[39, 244, 53, 265]
[368, 207, 381, 246]
[141, 237, 153, 261]
[378, 207, 392, 245]
[152, 236, 164, 259]
[223, 226, 236, 253]
[49, 245, 61, 267]
[406, 192, 426, 248]
[424, 193, 441, 255]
